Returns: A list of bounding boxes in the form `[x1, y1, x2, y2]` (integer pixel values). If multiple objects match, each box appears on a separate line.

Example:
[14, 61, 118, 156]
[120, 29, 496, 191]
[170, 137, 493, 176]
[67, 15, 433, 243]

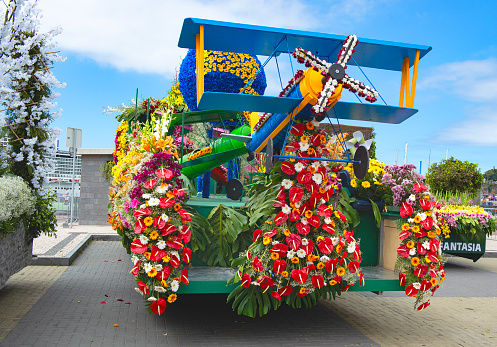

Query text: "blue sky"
[35, 0, 497, 174]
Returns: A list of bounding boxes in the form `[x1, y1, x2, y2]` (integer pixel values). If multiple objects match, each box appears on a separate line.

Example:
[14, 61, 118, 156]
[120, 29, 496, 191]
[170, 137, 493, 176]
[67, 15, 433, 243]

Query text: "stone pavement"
[0, 225, 496, 346]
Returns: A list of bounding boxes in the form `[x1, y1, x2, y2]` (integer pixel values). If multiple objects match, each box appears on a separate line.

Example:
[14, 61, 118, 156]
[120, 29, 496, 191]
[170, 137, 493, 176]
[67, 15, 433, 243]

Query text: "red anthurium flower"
[416, 229, 427, 238]
[172, 188, 187, 196]
[290, 124, 306, 136]
[299, 202, 311, 217]
[417, 242, 427, 255]
[131, 261, 141, 276]
[396, 244, 410, 257]
[303, 264, 316, 273]
[260, 277, 275, 290]
[156, 266, 171, 281]
[359, 271, 365, 286]
[150, 298, 167, 315]
[277, 186, 286, 200]
[305, 181, 319, 194]
[419, 279, 432, 292]
[429, 264, 437, 278]
[166, 238, 183, 250]
[241, 274, 251, 288]
[289, 186, 304, 203]
[301, 240, 314, 255]
[170, 253, 180, 269]
[420, 199, 431, 210]
[134, 208, 153, 218]
[296, 289, 308, 297]
[310, 133, 321, 146]
[181, 268, 189, 285]
[421, 217, 434, 230]
[321, 224, 335, 233]
[400, 202, 414, 218]
[270, 243, 289, 258]
[177, 209, 191, 221]
[429, 239, 439, 253]
[264, 229, 278, 238]
[156, 168, 173, 180]
[274, 211, 289, 225]
[431, 285, 439, 295]
[344, 230, 354, 243]
[271, 291, 282, 301]
[273, 259, 287, 274]
[341, 283, 355, 291]
[322, 187, 334, 202]
[150, 245, 167, 262]
[285, 140, 301, 152]
[182, 247, 191, 263]
[160, 224, 177, 237]
[318, 237, 334, 255]
[157, 216, 166, 230]
[311, 274, 325, 289]
[417, 300, 431, 311]
[399, 229, 411, 240]
[353, 245, 361, 260]
[281, 161, 296, 175]
[405, 284, 419, 297]
[307, 215, 321, 228]
[348, 261, 360, 273]
[426, 251, 438, 263]
[399, 273, 406, 286]
[253, 229, 263, 242]
[339, 251, 348, 265]
[291, 269, 308, 284]
[130, 239, 148, 254]
[273, 200, 287, 207]
[413, 183, 428, 192]
[308, 193, 320, 208]
[252, 256, 263, 271]
[180, 225, 191, 243]
[286, 233, 302, 250]
[318, 204, 333, 217]
[297, 170, 312, 184]
[277, 285, 293, 296]
[289, 208, 301, 221]
[138, 281, 150, 295]
[332, 276, 342, 283]
[143, 179, 157, 189]
[134, 219, 146, 234]
[414, 264, 428, 277]
[159, 197, 175, 209]
[338, 210, 347, 223]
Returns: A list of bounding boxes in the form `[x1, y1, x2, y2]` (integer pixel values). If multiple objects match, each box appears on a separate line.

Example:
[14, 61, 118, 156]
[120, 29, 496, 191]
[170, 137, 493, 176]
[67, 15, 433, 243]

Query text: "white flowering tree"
[0, 0, 64, 238]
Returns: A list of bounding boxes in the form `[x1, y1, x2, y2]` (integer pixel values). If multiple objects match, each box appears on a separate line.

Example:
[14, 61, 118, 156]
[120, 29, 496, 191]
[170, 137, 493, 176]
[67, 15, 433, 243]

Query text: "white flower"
[142, 193, 151, 199]
[312, 173, 323, 185]
[320, 256, 330, 263]
[301, 238, 309, 246]
[161, 213, 170, 223]
[171, 280, 180, 292]
[154, 286, 167, 293]
[422, 240, 430, 250]
[287, 250, 296, 259]
[408, 218, 415, 223]
[139, 235, 149, 245]
[296, 249, 306, 258]
[419, 213, 427, 221]
[154, 264, 163, 271]
[295, 201, 302, 208]
[331, 237, 339, 246]
[294, 162, 304, 173]
[311, 119, 320, 127]
[412, 282, 421, 290]
[156, 240, 166, 250]
[299, 142, 310, 152]
[171, 251, 179, 259]
[347, 241, 356, 253]
[282, 205, 291, 214]
[143, 262, 153, 273]
[310, 162, 320, 172]
[282, 179, 293, 189]
[140, 204, 147, 209]
[409, 248, 416, 256]
[408, 194, 416, 202]
[324, 217, 332, 224]
[156, 184, 169, 194]
[147, 296, 158, 302]
[148, 197, 160, 206]
[131, 255, 139, 265]
[300, 217, 308, 225]
[134, 288, 142, 294]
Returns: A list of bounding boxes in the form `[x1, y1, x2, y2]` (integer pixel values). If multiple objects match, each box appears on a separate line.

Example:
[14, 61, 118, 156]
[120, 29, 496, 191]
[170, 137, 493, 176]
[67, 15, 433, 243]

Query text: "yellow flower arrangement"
[187, 146, 213, 161]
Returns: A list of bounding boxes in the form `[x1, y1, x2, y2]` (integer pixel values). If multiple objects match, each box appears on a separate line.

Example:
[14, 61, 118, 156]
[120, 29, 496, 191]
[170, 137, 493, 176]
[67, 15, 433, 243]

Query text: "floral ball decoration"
[229, 119, 364, 316]
[178, 49, 267, 111]
[395, 183, 445, 310]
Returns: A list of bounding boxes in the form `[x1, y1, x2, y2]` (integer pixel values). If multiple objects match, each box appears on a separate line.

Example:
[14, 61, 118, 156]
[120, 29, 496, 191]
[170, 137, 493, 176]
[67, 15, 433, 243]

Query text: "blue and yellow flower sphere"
[179, 49, 267, 112]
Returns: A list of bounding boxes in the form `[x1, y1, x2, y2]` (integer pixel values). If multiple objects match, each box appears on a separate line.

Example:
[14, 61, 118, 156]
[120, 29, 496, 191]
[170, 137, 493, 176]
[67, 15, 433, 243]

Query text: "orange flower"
[306, 122, 314, 130]
[337, 267, 346, 276]
[167, 294, 177, 303]
[271, 252, 279, 260]
[162, 255, 170, 262]
[319, 187, 326, 194]
[281, 271, 289, 277]
[401, 223, 410, 231]
[329, 280, 337, 286]
[305, 210, 313, 218]
[263, 237, 272, 245]
[147, 268, 157, 277]
[430, 278, 437, 287]
[144, 216, 154, 226]
[284, 229, 291, 236]
[142, 142, 150, 151]
[149, 230, 159, 240]
[412, 225, 420, 233]
[335, 245, 342, 253]
[309, 166, 316, 174]
[174, 203, 182, 211]
[411, 257, 420, 266]
[299, 287, 306, 294]
[291, 257, 299, 264]
[307, 148, 315, 155]
[144, 252, 151, 260]
[406, 240, 415, 248]
[320, 135, 327, 144]
[427, 231, 436, 239]
[166, 191, 175, 199]
[317, 262, 325, 270]
[301, 135, 309, 142]
[414, 215, 421, 223]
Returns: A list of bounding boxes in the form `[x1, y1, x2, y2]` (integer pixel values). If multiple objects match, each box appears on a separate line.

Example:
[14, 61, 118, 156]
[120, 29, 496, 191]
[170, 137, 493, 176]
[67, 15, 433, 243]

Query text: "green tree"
[483, 168, 497, 181]
[425, 157, 484, 198]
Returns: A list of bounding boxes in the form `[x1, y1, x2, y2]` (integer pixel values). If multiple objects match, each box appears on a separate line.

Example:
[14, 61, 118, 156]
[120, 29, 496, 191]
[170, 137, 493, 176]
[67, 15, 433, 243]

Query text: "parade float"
[107, 18, 452, 316]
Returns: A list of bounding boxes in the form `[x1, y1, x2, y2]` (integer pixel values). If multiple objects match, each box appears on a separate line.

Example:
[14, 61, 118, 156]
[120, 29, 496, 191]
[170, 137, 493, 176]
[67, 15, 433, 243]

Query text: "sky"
[24, 0, 497, 174]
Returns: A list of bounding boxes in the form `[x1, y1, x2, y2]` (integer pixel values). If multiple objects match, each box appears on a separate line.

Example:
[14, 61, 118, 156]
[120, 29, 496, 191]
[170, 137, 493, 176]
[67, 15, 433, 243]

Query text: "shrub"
[0, 175, 36, 235]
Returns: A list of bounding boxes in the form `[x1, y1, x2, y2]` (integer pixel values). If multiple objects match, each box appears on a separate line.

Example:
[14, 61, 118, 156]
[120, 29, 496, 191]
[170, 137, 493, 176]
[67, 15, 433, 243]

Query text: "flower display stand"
[379, 209, 402, 271]
[440, 232, 486, 262]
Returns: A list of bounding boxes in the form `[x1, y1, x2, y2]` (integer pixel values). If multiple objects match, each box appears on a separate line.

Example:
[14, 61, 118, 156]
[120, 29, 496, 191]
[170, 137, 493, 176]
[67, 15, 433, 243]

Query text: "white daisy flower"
[282, 205, 291, 214]
[331, 237, 339, 246]
[295, 201, 302, 208]
[347, 241, 356, 253]
[142, 193, 151, 199]
[301, 238, 309, 246]
[147, 296, 157, 302]
[312, 173, 323, 185]
[154, 286, 166, 293]
[408, 218, 415, 223]
[140, 204, 147, 209]
[320, 256, 330, 263]
[161, 213, 169, 223]
[171, 280, 180, 292]
[139, 235, 149, 245]
[155, 184, 169, 194]
[413, 282, 421, 290]
[143, 262, 153, 273]
[408, 194, 416, 202]
[156, 240, 166, 250]
[287, 250, 296, 259]
[324, 217, 332, 224]
[300, 217, 308, 225]
[422, 240, 430, 250]
[296, 249, 306, 258]
[148, 197, 160, 206]
[294, 162, 304, 173]
[131, 255, 139, 265]
[310, 162, 320, 172]
[282, 179, 293, 189]
[409, 248, 416, 256]
[299, 142, 310, 152]
[419, 213, 427, 221]
[154, 264, 163, 271]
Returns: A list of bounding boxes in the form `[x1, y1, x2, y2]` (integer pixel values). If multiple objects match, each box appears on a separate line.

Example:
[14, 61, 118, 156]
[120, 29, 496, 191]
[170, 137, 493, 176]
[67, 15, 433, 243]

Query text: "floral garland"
[230, 120, 363, 315]
[186, 146, 212, 161]
[435, 204, 496, 238]
[395, 183, 445, 310]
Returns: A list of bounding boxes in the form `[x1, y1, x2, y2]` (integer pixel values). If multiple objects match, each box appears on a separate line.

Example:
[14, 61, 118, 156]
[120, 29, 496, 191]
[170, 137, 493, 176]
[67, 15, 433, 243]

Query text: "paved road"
[1, 241, 496, 346]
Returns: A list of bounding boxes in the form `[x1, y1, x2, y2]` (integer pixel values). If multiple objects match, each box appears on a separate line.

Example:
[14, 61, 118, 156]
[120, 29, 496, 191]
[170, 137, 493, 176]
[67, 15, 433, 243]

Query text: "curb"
[31, 234, 122, 266]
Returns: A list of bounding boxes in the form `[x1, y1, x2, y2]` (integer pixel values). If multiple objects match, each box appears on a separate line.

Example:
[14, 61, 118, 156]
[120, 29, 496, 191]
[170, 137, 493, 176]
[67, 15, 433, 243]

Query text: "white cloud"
[420, 58, 497, 103]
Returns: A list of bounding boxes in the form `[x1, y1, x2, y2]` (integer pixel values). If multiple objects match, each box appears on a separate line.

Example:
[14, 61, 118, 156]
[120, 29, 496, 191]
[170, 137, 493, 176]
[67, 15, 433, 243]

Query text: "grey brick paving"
[1, 241, 379, 347]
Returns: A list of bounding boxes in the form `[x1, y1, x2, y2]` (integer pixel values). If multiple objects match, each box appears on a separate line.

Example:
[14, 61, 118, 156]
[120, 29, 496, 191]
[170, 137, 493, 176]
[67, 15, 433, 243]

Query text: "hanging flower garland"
[229, 119, 364, 316]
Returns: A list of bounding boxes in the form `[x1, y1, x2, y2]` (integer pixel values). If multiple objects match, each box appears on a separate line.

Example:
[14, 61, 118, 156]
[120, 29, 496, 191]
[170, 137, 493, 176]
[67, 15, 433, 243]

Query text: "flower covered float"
[228, 120, 364, 316]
